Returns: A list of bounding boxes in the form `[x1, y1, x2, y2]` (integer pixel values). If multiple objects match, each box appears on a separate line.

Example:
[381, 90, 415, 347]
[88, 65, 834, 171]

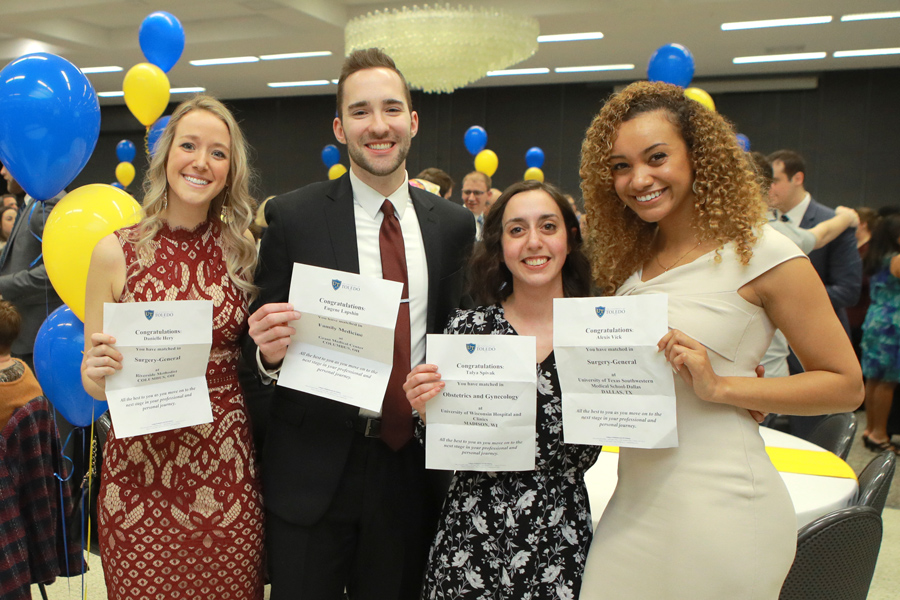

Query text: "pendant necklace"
[656, 241, 702, 272]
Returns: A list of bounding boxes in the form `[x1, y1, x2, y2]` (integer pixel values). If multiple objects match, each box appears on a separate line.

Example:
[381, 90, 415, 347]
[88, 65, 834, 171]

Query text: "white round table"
[584, 427, 859, 529]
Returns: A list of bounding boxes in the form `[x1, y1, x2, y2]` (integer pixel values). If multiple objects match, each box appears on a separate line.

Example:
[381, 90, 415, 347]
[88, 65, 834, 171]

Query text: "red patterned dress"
[98, 220, 264, 600]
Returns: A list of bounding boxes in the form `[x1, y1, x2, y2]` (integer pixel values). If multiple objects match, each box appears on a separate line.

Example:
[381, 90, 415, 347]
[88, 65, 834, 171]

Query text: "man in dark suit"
[0, 165, 63, 370]
[768, 150, 863, 435]
[768, 150, 861, 339]
[247, 48, 474, 600]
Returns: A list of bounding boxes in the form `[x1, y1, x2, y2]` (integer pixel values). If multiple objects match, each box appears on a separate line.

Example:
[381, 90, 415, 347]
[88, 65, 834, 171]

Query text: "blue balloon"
[736, 133, 751, 152]
[111, 182, 125, 190]
[647, 43, 695, 88]
[0, 53, 100, 202]
[464, 126, 488, 156]
[139, 12, 185, 73]
[116, 139, 136, 163]
[147, 115, 171, 158]
[34, 305, 108, 427]
[525, 147, 545, 169]
[321, 144, 341, 168]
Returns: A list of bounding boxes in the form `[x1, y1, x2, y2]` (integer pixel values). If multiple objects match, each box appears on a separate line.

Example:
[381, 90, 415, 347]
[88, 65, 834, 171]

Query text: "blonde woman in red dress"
[81, 95, 263, 599]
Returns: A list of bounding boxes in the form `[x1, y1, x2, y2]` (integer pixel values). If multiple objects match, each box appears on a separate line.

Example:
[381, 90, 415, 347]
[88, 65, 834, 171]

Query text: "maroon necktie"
[379, 200, 413, 450]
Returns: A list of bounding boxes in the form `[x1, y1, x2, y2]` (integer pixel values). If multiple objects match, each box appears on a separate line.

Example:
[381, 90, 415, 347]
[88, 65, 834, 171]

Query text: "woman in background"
[578, 81, 862, 599]
[405, 180, 601, 600]
[81, 95, 264, 599]
[860, 213, 900, 453]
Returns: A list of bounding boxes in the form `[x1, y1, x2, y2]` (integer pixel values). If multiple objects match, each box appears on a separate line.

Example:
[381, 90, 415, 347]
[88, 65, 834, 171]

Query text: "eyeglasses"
[462, 189, 486, 196]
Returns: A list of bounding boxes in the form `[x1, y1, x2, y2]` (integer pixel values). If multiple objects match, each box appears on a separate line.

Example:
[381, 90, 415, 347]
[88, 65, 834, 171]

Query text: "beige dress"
[580, 225, 802, 600]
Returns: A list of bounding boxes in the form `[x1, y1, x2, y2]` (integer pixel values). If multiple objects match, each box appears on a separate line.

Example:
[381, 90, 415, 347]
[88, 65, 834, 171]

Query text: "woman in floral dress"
[81, 95, 264, 599]
[405, 180, 601, 600]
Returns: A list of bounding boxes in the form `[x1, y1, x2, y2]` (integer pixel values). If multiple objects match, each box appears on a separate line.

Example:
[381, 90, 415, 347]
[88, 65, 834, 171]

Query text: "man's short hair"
[0, 301, 21, 355]
[416, 168, 454, 198]
[336, 48, 412, 119]
[768, 150, 806, 180]
[463, 171, 491, 190]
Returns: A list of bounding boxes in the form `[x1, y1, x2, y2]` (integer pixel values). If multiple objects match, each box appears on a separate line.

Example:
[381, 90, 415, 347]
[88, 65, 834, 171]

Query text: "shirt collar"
[784, 192, 811, 223]
[349, 168, 411, 220]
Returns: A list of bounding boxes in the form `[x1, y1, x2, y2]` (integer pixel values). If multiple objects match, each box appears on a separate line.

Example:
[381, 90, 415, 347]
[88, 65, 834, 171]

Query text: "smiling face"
[165, 109, 231, 216]
[462, 174, 490, 215]
[333, 67, 418, 193]
[501, 189, 569, 295]
[609, 110, 695, 228]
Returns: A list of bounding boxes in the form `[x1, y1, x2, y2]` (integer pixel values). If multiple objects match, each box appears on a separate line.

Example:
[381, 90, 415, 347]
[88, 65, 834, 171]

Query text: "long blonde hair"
[130, 95, 258, 299]
[580, 81, 767, 294]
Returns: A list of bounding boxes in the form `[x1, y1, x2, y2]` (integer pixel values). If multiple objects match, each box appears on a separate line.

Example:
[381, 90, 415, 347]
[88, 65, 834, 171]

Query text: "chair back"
[857, 450, 896, 515]
[808, 412, 857, 460]
[779, 505, 882, 600]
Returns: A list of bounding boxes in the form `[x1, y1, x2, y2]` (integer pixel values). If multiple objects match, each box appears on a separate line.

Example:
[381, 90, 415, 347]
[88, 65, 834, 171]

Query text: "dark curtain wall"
[75, 67, 899, 211]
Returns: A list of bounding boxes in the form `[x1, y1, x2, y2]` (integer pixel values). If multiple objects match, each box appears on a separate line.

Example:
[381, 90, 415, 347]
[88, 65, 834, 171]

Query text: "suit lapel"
[410, 187, 441, 333]
[323, 174, 360, 274]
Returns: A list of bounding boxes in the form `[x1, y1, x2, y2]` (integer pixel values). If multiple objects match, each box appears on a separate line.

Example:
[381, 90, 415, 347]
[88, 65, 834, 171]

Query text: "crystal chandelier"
[345, 4, 540, 94]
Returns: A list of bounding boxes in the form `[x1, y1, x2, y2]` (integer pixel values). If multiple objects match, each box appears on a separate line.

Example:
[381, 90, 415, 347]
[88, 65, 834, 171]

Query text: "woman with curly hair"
[405, 180, 601, 599]
[577, 82, 862, 599]
[81, 95, 265, 599]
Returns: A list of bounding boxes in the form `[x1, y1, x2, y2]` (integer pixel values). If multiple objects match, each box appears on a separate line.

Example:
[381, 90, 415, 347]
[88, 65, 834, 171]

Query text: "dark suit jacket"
[0, 194, 64, 355]
[249, 174, 474, 525]
[799, 196, 862, 334]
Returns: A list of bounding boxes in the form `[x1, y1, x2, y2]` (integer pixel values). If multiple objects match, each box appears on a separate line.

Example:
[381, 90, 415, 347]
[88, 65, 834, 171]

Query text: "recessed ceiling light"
[267, 80, 332, 88]
[97, 91, 125, 97]
[733, 52, 827, 64]
[537, 32, 603, 43]
[81, 66, 123, 74]
[833, 47, 900, 58]
[170, 87, 206, 94]
[722, 16, 832, 31]
[486, 68, 550, 77]
[190, 56, 260, 66]
[259, 51, 332, 60]
[841, 11, 900, 22]
[555, 64, 634, 73]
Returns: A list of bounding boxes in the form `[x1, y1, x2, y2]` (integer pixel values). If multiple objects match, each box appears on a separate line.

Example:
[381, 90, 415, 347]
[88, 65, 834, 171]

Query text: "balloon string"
[145, 125, 151, 156]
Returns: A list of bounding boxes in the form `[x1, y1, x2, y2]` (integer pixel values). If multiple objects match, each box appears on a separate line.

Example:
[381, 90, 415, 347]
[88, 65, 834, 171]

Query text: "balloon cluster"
[115, 140, 136, 189]
[523, 147, 545, 182]
[124, 12, 184, 156]
[465, 126, 498, 177]
[647, 45, 751, 178]
[322, 144, 347, 179]
[648, 43, 715, 112]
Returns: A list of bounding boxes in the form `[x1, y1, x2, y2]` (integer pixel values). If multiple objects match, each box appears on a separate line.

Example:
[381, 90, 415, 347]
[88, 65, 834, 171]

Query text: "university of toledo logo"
[332, 279, 341, 290]
[466, 343, 476, 354]
[144, 310, 154, 320]
[595, 306, 605, 318]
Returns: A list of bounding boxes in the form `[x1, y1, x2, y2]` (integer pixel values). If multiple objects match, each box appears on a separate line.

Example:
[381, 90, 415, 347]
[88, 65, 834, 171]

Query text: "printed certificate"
[424, 334, 536, 471]
[554, 295, 677, 448]
[278, 263, 402, 412]
[104, 300, 213, 438]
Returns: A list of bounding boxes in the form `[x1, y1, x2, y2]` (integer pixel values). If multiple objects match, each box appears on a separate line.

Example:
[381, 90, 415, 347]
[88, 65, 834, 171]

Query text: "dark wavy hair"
[466, 180, 592, 305]
[863, 213, 900, 277]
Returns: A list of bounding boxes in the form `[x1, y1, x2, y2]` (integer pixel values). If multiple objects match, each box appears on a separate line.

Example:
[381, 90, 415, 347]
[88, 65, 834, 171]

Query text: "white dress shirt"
[259, 171, 430, 417]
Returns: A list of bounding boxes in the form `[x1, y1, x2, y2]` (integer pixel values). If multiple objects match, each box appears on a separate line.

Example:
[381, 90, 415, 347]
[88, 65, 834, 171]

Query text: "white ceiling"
[0, 0, 897, 105]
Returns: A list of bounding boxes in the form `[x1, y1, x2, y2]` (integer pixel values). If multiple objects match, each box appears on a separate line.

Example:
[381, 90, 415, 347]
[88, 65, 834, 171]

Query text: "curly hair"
[580, 81, 767, 294]
[130, 95, 258, 300]
[467, 180, 592, 305]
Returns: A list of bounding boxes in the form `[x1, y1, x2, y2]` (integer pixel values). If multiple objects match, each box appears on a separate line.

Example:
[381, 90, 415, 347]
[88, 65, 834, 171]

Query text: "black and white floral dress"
[419, 305, 601, 600]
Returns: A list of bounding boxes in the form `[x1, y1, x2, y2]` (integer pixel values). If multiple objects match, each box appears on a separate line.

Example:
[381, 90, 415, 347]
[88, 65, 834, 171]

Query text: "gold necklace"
[656, 241, 702, 272]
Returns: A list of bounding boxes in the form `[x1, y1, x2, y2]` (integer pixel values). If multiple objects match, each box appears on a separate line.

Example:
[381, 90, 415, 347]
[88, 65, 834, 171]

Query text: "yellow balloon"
[123, 63, 171, 126]
[524, 167, 544, 182]
[115, 162, 135, 187]
[684, 87, 715, 112]
[328, 164, 348, 180]
[44, 184, 142, 321]
[474, 149, 498, 177]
